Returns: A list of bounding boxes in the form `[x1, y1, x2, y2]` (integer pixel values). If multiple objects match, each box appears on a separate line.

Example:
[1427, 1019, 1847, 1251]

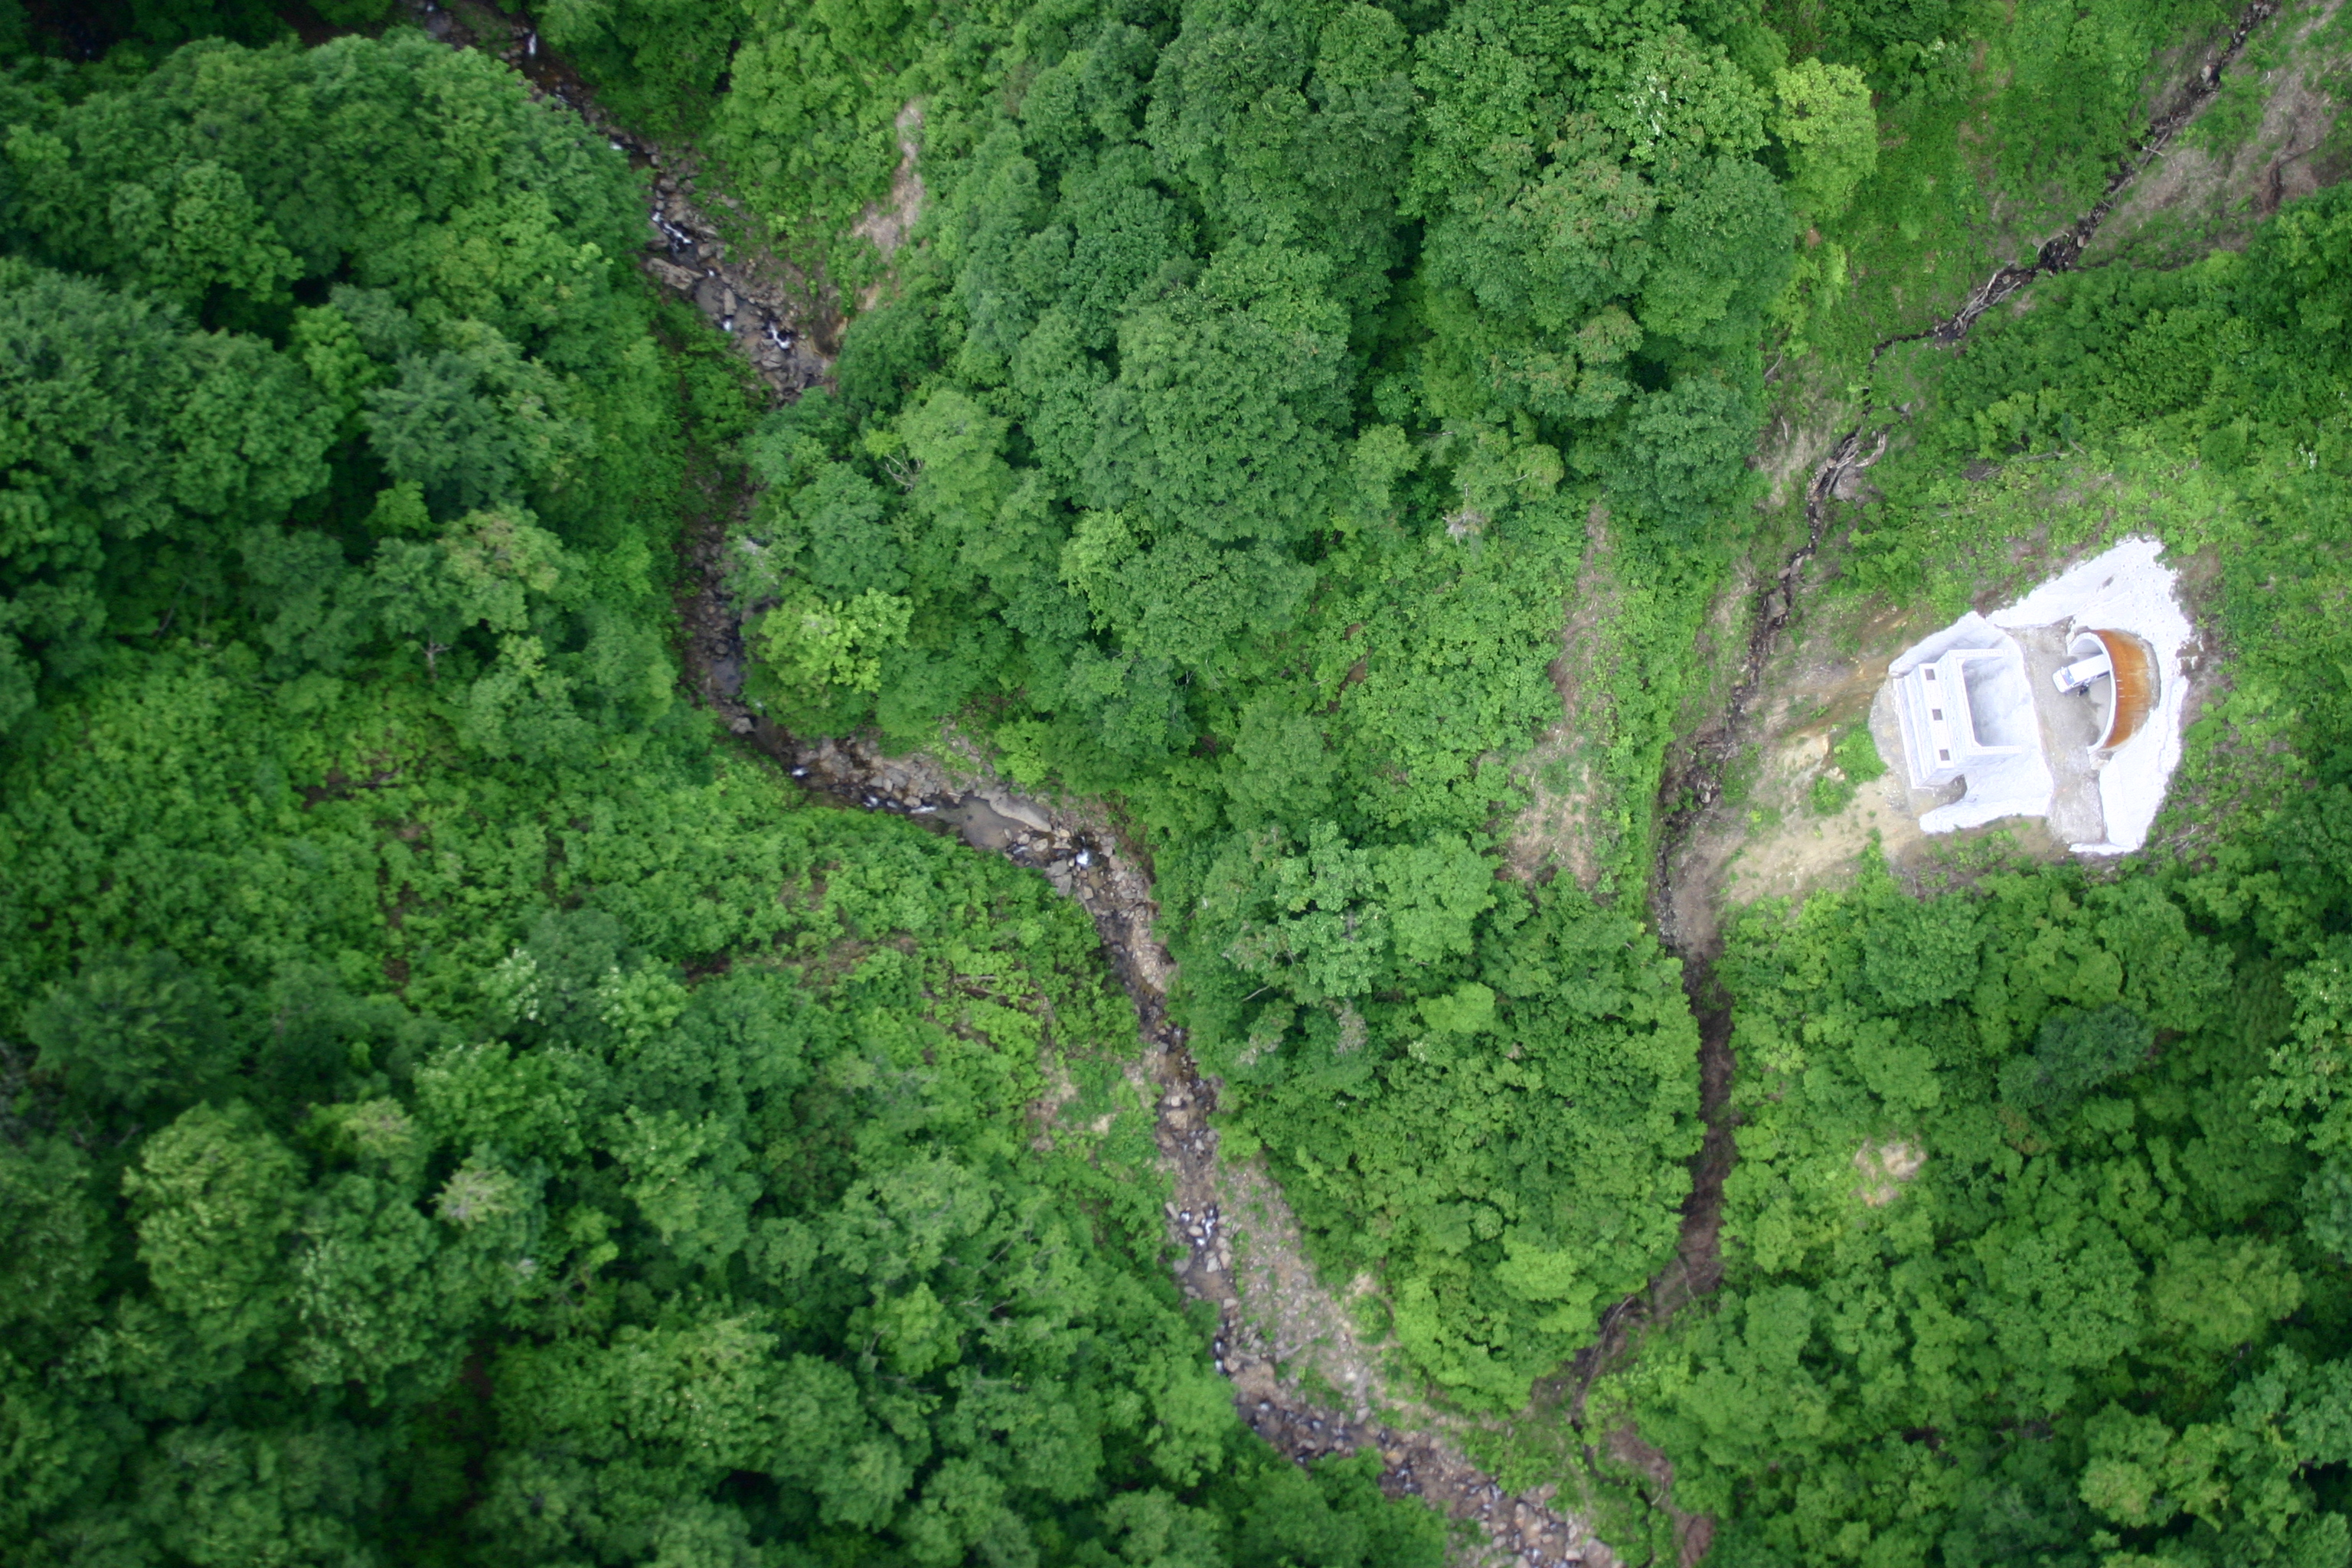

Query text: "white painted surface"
[1881, 538, 2190, 854]
[1988, 537, 2190, 854]
[1888, 613, 2055, 828]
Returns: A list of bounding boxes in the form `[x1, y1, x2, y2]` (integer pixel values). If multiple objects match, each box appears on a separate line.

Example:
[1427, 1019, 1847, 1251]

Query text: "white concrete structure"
[1890, 613, 2055, 833]
[1990, 539, 2192, 854]
[1883, 539, 2191, 854]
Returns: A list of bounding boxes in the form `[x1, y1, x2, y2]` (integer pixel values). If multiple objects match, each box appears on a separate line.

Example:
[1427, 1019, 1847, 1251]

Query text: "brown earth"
[852, 100, 929, 310]
[1504, 505, 1627, 891]
[2087, 0, 2352, 263]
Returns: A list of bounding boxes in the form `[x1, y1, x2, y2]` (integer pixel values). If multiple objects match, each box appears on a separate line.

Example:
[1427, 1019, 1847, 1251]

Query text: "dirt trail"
[1506, 507, 1631, 890]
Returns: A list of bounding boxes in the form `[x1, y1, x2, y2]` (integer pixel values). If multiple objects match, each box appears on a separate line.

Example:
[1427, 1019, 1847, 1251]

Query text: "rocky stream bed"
[416, 1, 2293, 1560]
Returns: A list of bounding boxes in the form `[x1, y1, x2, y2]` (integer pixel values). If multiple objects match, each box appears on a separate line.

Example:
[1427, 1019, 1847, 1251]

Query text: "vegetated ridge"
[1554, 2, 2292, 1519]
[485, 2, 2295, 1561]
[674, 453, 1620, 1568]
[132, 2, 2302, 1562]
[403, 0, 831, 397]
[379, 3, 1624, 1560]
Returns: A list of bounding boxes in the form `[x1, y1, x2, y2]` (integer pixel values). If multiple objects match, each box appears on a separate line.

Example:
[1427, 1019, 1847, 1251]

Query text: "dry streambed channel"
[677, 547, 1616, 1566]
[413, 1, 2295, 1560]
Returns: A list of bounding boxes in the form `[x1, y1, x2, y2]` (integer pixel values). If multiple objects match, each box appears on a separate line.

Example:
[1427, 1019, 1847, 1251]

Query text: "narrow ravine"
[389, 7, 1616, 1561]
[1654, 0, 2283, 939]
[1599, 0, 2287, 1501]
[677, 513, 1615, 1568]
[390, 8, 1618, 1560]
[403, 0, 832, 397]
[424, 3, 2282, 1563]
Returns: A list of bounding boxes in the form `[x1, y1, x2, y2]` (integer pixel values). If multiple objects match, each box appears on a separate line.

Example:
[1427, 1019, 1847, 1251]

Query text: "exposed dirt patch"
[1664, 600, 1913, 958]
[1506, 507, 1627, 890]
[1661, 595, 2086, 959]
[1854, 1140, 1926, 1207]
[1652, 426, 1890, 962]
[852, 100, 928, 309]
[1214, 1159, 1392, 1420]
[2088, 0, 2351, 263]
[1026, 1054, 1085, 1152]
[1751, 410, 1846, 517]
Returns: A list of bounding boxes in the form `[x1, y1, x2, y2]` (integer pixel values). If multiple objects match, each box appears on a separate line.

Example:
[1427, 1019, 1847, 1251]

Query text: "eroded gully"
[394, 2, 1609, 1560]
[426, 2, 2281, 1562]
[403, 0, 833, 397]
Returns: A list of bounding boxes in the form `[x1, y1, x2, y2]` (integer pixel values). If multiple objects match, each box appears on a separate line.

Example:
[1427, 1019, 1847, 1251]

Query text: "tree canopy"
[0, 29, 1450, 1566]
[17, 3, 2352, 1566]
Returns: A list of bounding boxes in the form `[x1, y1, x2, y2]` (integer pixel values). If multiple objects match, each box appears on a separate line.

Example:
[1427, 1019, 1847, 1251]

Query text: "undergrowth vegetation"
[1579, 126, 2352, 1568]
[0, 27, 1448, 1566]
[1771, 0, 2238, 371]
[668, 0, 2272, 1422]
[11, 0, 2352, 1565]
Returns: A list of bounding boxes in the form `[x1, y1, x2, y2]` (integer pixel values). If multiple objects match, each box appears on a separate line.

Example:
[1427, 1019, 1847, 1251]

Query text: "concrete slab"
[1877, 537, 2190, 855]
[2011, 624, 2109, 846]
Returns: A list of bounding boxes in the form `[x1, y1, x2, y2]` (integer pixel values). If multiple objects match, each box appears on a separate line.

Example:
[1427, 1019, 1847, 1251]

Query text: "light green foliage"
[126, 1100, 304, 1354]
[753, 584, 913, 692]
[1808, 724, 1886, 815]
[701, 0, 1799, 1403]
[1238, 887, 1701, 1407]
[0, 34, 692, 756]
[1773, 59, 1877, 224]
[1587, 856, 2352, 1561]
[1771, 0, 2234, 372]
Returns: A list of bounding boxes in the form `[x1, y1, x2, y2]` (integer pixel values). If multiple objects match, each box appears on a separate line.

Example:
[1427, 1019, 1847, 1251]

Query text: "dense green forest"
[0, 24, 1446, 1567]
[8, 0, 2352, 1564]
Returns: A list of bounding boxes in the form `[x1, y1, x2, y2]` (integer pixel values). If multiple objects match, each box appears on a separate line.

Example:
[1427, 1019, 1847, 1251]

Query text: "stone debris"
[673, 489, 1620, 1568]
[403, 0, 832, 400]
